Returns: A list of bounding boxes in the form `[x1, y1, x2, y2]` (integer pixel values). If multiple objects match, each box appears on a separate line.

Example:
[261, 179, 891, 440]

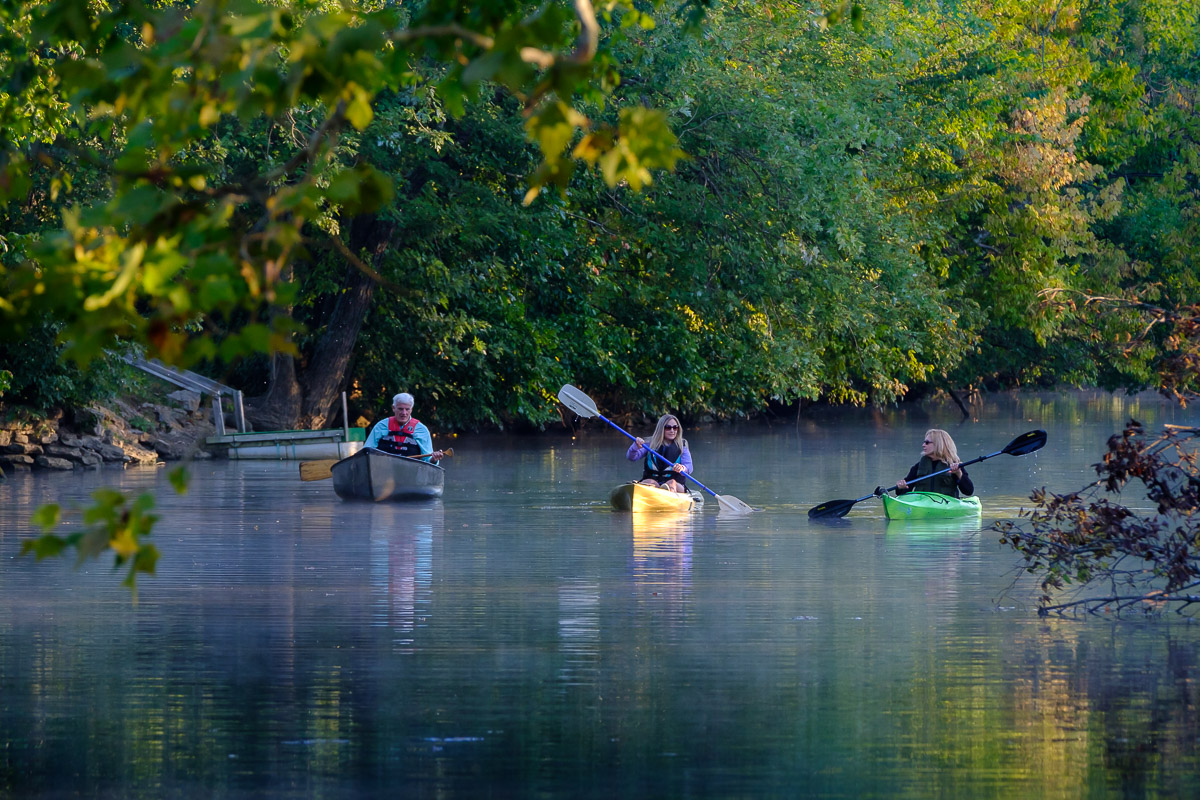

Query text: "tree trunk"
[297, 214, 394, 428]
[244, 351, 304, 431]
[246, 213, 393, 431]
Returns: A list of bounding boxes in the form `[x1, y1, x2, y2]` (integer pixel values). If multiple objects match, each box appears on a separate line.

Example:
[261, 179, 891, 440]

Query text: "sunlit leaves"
[1, 0, 707, 378]
[595, 107, 685, 191]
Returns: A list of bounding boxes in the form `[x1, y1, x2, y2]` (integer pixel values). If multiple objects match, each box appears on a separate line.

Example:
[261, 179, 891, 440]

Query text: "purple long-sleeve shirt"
[626, 441, 693, 474]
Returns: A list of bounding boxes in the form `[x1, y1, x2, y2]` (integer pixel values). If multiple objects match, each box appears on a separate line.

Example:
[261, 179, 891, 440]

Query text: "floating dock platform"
[207, 428, 366, 460]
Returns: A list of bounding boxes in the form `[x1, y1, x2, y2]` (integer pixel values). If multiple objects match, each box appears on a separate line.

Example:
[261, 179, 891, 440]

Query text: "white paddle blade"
[557, 384, 599, 418]
[716, 494, 755, 514]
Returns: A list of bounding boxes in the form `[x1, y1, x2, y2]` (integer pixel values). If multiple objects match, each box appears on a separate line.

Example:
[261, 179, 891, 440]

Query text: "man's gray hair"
[393, 392, 415, 406]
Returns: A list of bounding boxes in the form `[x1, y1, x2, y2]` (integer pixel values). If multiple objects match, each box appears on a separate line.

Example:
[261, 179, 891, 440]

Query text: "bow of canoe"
[330, 446, 445, 501]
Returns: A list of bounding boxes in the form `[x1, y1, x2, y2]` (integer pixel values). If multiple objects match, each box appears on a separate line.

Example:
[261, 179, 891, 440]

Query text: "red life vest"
[379, 416, 422, 457]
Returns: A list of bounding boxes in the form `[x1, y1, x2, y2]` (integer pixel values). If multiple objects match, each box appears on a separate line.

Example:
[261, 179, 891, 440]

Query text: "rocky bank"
[0, 389, 216, 480]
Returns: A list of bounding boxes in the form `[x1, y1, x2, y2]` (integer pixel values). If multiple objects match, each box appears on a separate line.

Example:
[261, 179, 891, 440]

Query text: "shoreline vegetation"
[1, 383, 1179, 482]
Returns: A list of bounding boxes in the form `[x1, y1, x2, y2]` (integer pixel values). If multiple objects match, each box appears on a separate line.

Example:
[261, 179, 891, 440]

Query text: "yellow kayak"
[610, 483, 703, 512]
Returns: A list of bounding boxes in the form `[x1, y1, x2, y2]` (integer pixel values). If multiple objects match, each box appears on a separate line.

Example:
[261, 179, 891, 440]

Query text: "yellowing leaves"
[82, 242, 143, 312]
[1002, 88, 1101, 193]
[676, 303, 706, 334]
[527, 101, 591, 160]
[344, 82, 374, 130]
[579, 107, 685, 191]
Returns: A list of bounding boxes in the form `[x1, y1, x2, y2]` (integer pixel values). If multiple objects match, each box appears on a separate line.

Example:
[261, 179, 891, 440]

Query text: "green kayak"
[881, 491, 982, 520]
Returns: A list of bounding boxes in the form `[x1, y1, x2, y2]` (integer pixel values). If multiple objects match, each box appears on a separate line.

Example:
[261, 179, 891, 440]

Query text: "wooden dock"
[206, 428, 366, 460]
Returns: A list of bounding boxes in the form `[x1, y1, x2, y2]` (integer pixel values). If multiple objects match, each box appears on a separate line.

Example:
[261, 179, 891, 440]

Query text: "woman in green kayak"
[896, 429, 974, 497]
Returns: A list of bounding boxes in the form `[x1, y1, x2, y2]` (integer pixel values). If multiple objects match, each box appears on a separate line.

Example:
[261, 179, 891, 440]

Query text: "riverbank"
[0, 390, 215, 480]
[2, 384, 1187, 482]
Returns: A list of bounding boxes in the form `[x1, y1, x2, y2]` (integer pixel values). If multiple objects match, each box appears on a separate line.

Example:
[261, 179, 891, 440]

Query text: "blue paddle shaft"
[594, 411, 721, 499]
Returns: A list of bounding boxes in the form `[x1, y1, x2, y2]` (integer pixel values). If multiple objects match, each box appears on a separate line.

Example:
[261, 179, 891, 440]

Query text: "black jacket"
[899, 456, 974, 497]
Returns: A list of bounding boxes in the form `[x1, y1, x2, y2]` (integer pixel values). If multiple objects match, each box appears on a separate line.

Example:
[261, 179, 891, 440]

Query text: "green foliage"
[19, 475, 191, 600]
[0, 0, 707, 376]
[0, 319, 130, 412]
[349, 2, 984, 425]
[8, 0, 1196, 431]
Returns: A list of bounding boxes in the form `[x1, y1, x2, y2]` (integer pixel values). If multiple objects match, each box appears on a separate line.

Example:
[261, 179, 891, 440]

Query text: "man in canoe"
[627, 413, 692, 492]
[365, 392, 446, 463]
[895, 428, 973, 497]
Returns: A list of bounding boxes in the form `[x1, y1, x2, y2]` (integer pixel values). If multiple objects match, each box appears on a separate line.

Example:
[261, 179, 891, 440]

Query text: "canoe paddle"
[299, 448, 454, 482]
[557, 384, 755, 514]
[806, 429, 1047, 519]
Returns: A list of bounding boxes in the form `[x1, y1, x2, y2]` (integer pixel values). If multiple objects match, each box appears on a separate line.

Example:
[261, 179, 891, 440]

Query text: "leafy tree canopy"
[0, 0, 703, 375]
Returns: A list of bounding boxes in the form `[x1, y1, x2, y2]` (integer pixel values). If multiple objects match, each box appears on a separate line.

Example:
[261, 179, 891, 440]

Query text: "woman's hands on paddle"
[632, 437, 686, 473]
[898, 460, 962, 490]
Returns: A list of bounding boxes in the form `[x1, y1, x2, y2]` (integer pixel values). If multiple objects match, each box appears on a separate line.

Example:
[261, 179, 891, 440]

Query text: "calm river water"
[1, 391, 1198, 798]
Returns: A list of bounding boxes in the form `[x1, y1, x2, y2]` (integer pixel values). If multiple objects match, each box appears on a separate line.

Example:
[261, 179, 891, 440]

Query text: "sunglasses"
[664, 424, 680, 430]
[922, 440, 933, 445]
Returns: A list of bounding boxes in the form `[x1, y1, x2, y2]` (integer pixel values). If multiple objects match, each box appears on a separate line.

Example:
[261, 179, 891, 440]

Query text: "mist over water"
[1, 390, 1197, 798]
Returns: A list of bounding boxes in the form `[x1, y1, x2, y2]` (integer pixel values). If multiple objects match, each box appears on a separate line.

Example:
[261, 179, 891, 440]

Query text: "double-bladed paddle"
[299, 448, 454, 482]
[557, 384, 755, 514]
[806, 429, 1047, 519]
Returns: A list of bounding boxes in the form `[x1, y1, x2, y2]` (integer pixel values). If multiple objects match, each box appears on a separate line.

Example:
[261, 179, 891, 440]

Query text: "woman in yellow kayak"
[627, 414, 693, 493]
[896, 428, 974, 497]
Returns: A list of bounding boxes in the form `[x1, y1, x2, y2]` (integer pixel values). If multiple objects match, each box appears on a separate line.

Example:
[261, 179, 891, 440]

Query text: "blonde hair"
[648, 414, 688, 452]
[925, 429, 960, 464]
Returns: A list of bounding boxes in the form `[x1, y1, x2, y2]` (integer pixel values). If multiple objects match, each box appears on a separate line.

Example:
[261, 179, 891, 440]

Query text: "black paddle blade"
[1003, 429, 1048, 456]
[808, 498, 857, 519]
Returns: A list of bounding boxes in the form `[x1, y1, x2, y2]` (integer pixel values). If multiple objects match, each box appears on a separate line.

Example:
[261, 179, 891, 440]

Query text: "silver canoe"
[330, 447, 445, 501]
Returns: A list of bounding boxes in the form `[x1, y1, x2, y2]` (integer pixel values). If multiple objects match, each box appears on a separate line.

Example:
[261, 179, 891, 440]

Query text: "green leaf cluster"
[19, 468, 191, 599]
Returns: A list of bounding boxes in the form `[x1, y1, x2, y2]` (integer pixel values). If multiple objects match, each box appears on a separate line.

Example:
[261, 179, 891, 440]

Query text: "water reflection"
[883, 516, 986, 538]
[557, 578, 600, 688]
[1, 392, 1199, 797]
[628, 513, 694, 628]
[369, 503, 441, 652]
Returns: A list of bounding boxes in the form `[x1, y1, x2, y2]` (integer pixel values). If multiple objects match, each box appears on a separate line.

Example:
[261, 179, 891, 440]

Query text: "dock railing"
[123, 355, 246, 434]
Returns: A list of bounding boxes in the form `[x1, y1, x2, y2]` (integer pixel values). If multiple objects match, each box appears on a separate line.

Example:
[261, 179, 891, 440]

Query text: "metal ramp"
[124, 355, 247, 434]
